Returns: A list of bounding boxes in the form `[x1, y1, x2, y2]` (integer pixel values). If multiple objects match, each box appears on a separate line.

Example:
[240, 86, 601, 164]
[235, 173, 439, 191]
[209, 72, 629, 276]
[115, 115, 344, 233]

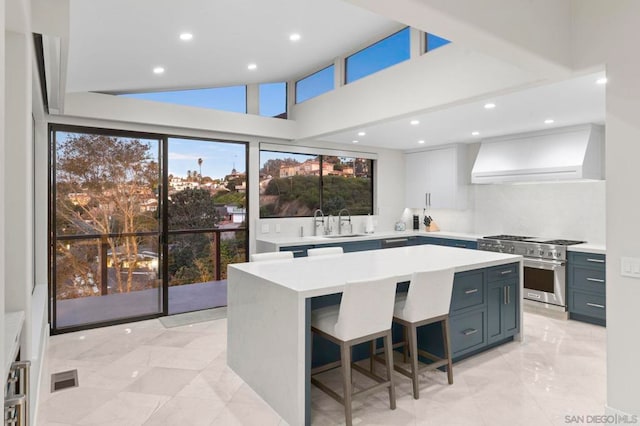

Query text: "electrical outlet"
[261, 224, 269, 234]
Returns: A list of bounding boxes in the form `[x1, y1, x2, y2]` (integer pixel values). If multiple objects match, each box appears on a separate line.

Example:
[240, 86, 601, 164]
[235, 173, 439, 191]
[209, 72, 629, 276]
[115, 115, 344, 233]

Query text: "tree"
[168, 188, 219, 229]
[198, 158, 203, 182]
[56, 133, 159, 295]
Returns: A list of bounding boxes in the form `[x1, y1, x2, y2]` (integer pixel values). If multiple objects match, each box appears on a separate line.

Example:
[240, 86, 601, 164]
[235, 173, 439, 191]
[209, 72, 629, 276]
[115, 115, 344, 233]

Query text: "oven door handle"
[523, 258, 566, 270]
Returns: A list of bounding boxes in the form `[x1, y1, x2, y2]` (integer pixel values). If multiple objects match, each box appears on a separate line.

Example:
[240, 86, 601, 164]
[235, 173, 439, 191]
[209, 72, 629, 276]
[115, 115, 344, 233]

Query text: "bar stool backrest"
[250, 251, 294, 262]
[307, 247, 344, 256]
[334, 276, 397, 341]
[403, 268, 455, 323]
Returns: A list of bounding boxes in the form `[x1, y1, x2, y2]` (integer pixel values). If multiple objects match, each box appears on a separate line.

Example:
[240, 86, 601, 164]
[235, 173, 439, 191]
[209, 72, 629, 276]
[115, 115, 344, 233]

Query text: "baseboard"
[30, 284, 50, 425]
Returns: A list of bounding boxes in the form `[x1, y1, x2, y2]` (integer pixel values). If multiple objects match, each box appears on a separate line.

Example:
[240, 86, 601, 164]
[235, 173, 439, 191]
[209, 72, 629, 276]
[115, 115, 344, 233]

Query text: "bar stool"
[311, 276, 398, 426]
[307, 246, 344, 256]
[250, 251, 293, 262]
[392, 268, 455, 399]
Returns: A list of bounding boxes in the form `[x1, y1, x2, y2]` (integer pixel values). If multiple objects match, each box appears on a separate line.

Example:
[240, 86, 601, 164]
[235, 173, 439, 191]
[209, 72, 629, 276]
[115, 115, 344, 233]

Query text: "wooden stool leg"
[408, 323, 420, 399]
[402, 325, 408, 363]
[383, 330, 396, 410]
[442, 318, 454, 385]
[341, 342, 353, 426]
[370, 340, 375, 374]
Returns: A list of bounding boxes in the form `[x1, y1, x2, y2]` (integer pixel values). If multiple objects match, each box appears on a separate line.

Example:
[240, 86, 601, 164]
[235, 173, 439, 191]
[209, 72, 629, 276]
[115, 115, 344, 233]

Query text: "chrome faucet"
[313, 209, 325, 236]
[338, 208, 352, 235]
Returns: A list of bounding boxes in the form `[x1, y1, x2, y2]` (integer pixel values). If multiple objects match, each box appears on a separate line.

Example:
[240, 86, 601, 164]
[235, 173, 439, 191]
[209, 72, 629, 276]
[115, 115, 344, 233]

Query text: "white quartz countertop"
[230, 244, 521, 298]
[568, 243, 606, 255]
[256, 230, 483, 248]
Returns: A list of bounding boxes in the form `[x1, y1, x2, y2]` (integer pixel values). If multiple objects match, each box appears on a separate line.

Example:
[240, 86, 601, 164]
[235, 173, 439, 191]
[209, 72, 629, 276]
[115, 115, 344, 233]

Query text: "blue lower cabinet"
[568, 252, 606, 326]
[487, 279, 519, 344]
[280, 245, 313, 257]
[449, 309, 487, 356]
[336, 240, 382, 253]
[414, 236, 477, 249]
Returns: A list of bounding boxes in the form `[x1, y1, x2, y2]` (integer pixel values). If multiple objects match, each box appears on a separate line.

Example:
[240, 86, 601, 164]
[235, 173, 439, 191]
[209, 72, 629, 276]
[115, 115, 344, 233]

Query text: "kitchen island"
[227, 245, 522, 426]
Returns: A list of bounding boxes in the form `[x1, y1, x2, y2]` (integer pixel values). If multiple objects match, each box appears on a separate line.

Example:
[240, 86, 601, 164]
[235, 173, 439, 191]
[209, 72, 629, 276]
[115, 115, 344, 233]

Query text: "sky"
[169, 138, 246, 179]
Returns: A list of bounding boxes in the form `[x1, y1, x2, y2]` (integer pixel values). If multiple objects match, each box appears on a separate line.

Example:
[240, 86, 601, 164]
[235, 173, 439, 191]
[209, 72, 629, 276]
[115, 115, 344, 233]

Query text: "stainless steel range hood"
[471, 124, 604, 184]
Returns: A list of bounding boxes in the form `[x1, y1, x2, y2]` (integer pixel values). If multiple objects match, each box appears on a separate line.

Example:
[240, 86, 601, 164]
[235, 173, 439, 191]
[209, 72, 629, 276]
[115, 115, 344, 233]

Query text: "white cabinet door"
[405, 146, 466, 210]
[405, 150, 429, 208]
[426, 147, 456, 209]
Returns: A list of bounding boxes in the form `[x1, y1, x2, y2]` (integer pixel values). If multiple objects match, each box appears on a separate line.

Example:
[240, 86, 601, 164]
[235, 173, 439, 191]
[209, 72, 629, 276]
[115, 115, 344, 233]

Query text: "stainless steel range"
[477, 235, 585, 312]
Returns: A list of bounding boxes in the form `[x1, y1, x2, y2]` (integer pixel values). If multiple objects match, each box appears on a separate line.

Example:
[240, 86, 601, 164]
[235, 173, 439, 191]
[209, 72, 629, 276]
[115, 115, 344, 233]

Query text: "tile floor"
[37, 311, 606, 425]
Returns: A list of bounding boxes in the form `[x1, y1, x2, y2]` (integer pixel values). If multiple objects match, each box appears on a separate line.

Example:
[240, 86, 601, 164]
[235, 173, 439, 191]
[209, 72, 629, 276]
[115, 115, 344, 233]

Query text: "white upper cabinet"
[405, 144, 468, 210]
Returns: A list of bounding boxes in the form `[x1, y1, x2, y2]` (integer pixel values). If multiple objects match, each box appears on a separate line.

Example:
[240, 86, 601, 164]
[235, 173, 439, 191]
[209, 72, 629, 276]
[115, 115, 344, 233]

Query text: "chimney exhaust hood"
[471, 124, 604, 184]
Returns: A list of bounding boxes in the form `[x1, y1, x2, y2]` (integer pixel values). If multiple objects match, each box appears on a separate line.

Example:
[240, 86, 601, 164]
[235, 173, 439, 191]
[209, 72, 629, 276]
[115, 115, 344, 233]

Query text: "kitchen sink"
[320, 234, 365, 239]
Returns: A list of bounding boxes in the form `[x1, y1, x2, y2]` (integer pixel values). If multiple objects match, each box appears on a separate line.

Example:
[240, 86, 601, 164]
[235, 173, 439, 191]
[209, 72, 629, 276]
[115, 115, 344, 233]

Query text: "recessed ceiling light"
[357, 131, 366, 137]
[247, 63, 257, 70]
[410, 120, 420, 125]
[596, 77, 608, 85]
[544, 119, 555, 124]
[179, 33, 193, 41]
[352, 140, 359, 144]
[289, 33, 301, 42]
[484, 103, 496, 109]
[472, 131, 480, 136]
[153, 66, 165, 74]
[418, 140, 425, 144]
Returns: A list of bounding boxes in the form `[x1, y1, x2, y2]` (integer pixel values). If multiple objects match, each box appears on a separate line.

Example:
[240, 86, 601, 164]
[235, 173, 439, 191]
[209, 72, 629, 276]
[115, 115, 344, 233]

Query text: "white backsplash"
[472, 181, 606, 244]
[405, 181, 605, 244]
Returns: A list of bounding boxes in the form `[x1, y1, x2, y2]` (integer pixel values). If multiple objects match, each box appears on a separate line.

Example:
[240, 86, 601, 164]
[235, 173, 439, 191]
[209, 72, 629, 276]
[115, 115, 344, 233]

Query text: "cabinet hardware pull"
[290, 250, 304, 254]
[462, 328, 478, 336]
[455, 244, 466, 247]
[500, 270, 513, 275]
[464, 288, 479, 295]
[384, 238, 408, 244]
[503, 286, 507, 305]
[586, 302, 605, 309]
[587, 258, 605, 263]
[586, 278, 605, 283]
[507, 285, 510, 304]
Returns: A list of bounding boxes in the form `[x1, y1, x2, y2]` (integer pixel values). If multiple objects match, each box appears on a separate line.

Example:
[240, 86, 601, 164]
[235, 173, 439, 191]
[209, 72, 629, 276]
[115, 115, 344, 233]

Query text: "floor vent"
[51, 369, 78, 392]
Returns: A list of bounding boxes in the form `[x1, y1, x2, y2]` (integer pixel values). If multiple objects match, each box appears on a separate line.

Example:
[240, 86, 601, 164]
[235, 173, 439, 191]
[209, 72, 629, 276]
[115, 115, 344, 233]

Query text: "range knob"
[539, 249, 545, 256]
[528, 249, 534, 255]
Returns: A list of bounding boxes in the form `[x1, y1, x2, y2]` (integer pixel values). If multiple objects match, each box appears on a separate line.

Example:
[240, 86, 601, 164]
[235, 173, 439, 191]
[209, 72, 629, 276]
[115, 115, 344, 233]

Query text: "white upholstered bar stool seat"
[250, 251, 293, 262]
[392, 267, 455, 399]
[307, 246, 344, 256]
[310, 276, 398, 426]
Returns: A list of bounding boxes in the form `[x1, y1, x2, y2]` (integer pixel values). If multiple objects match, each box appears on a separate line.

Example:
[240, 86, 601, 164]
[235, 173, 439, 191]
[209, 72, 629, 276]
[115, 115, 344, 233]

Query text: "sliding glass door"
[166, 137, 247, 314]
[52, 127, 163, 330]
[50, 126, 249, 332]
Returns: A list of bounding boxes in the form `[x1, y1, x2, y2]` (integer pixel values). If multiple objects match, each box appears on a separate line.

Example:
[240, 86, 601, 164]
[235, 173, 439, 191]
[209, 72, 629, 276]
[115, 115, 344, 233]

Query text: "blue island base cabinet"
[308, 263, 520, 369]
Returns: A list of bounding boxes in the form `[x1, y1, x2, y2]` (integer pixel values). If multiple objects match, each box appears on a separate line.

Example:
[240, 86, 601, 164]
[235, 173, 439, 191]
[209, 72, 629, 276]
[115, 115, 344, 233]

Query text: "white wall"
[1, 0, 7, 383]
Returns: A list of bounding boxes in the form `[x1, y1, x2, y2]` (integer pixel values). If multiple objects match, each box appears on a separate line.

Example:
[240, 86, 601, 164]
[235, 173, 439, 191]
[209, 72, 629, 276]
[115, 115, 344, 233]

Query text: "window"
[295, 65, 335, 103]
[121, 85, 247, 114]
[259, 150, 373, 218]
[425, 33, 451, 52]
[259, 82, 287, 118]
[346, 27, 411, 84]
